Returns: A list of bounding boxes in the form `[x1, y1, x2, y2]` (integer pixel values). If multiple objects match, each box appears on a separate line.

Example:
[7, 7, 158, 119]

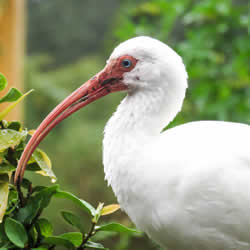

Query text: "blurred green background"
[24, 0, 250, 249]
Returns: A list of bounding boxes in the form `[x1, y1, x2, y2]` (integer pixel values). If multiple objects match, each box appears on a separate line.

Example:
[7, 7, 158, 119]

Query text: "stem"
[26, 209, 42, 232]
[26, 182, 33, 200]
[78, 222, 96, 250]
[16, 177, 25, 207]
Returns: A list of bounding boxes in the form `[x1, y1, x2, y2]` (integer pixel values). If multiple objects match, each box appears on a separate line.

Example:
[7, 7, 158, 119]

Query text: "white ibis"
[16, 36, 250, 250]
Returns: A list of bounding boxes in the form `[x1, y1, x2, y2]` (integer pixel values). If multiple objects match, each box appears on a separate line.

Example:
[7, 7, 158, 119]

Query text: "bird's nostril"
[79, 95, 88, 102]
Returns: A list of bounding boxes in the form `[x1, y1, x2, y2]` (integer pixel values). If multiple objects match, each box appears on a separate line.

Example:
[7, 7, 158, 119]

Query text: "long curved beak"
[14, 66, 127, 184]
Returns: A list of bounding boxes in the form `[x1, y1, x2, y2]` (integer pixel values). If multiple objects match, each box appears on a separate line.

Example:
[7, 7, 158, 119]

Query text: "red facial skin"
[14, 55, 138, 184]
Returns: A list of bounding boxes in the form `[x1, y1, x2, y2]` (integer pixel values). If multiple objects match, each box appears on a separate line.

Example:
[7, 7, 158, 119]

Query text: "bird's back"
[135, 121, 250, 250]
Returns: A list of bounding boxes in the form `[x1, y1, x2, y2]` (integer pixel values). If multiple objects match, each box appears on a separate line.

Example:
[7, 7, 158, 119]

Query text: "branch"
[16, 176, 25, 207]
[78, 222, 96, 250]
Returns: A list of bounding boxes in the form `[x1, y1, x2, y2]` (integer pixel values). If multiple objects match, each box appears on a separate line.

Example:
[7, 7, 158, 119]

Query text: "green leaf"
[7, 189, 18, 204]
[29, 225, 38, 246]
[0, 164, 16, 174]
[43, 236, 75, 250]
[60, 232, 83, 247]
[85, 241, 108, 249]
[7, 121, 21, 131]
[0, 129, 28, 152]
[0, 174, 9, 184]
[96, 223, 140, 234]
[31, 248, 48, 250]
[0, 120, 9, 129]
[32, 148, 57, 183]
[0, 73, 7, 91]
[36, 218, 53, 237]
[21, 178, 32, 190]
[31, 185, 46, 193]
[61, 211, 85, 232]
[0, 220, 8, 241]
[16, 197, 41, 224]
[55, 190, 96, 216]
[4, 217, 28, 248]
[5, 189, 18, 215]
[0, 89, 33, 120]
[0, 88, 22, 103]
[33, 185, 59, 210]
[26, 162, 41, 171]
[0, 180, 9, 223]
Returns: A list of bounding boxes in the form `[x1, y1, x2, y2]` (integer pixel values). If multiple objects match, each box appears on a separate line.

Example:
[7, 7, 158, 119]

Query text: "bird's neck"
[103, 83, 186, 187]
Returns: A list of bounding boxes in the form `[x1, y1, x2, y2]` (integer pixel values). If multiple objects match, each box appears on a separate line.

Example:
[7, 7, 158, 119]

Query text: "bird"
[15, 36, 250, 250]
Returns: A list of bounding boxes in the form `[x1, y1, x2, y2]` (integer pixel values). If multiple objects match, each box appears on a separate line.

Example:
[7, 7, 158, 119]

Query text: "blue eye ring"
[122, 59, 132, 68]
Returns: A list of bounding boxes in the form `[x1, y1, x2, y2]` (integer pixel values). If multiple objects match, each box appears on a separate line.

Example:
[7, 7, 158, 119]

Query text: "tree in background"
[27, 0, 120, 66]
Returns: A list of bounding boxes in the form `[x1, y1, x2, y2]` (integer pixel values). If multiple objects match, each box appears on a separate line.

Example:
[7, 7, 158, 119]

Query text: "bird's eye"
[121, 59, 132, 68]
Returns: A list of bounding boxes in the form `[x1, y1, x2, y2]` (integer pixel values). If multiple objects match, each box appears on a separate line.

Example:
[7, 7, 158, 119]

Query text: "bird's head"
[15, 36, 188, 183]
[108, 36, 188, 93]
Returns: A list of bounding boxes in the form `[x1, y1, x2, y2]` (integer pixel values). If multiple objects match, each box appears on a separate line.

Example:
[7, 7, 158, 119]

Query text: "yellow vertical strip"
[0, 0, 25, 121]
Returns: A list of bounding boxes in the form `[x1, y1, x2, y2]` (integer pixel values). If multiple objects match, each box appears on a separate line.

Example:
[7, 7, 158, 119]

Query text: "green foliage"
[4, 218, 28, 248]
[0, 88, 22, 104]
[27, 0, 120, 66]
[0, 74, 7, 91]
[0, 73, 138, 249]
[1, 182, 138, 249]
[0, 73, 34, 121]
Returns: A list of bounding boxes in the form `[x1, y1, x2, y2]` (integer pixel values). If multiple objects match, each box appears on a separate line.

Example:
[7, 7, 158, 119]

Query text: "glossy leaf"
[96, 223, 139, 234]
[85, 241, 109, 249]
[5, 190, 18, 215]
[28, 129, 36, 135]
[36, 218, 53, 237]
[0, 174, 9, 184]
[0, 89, 33, 120]
[33, 185, 59, 210]
[20, 178, 32, 190]
[0, 182, 9, 223]
[16, 197, 41, 224]
[55, 190, 96, 216]
[101, 204, 120, 216]
[60, 232, 83, 247]
[29, 225, 38, 246]
[0, 246, 10, 250]
[61, 211, 85, 232]
[0, 121, 8, 130]
[0, 73, 7, 91]
[43, 236, 75, 250]
[32, 148, 57, 183]
[0, 88, 22, 103]
[0, 164, 16, 174]
[0, 129, 27, 152]
[7, 121, 21, 131]
[0, 222, 8, 241]
[4, 218, 28, 248]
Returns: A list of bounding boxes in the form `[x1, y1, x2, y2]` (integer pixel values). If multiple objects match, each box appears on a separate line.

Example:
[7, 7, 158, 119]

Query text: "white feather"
[103, 36, 250, 250]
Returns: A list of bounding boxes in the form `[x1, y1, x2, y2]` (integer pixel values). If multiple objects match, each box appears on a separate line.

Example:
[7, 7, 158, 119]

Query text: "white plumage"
[16, 36, 250, 250]
[103, 37, 250, 249]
